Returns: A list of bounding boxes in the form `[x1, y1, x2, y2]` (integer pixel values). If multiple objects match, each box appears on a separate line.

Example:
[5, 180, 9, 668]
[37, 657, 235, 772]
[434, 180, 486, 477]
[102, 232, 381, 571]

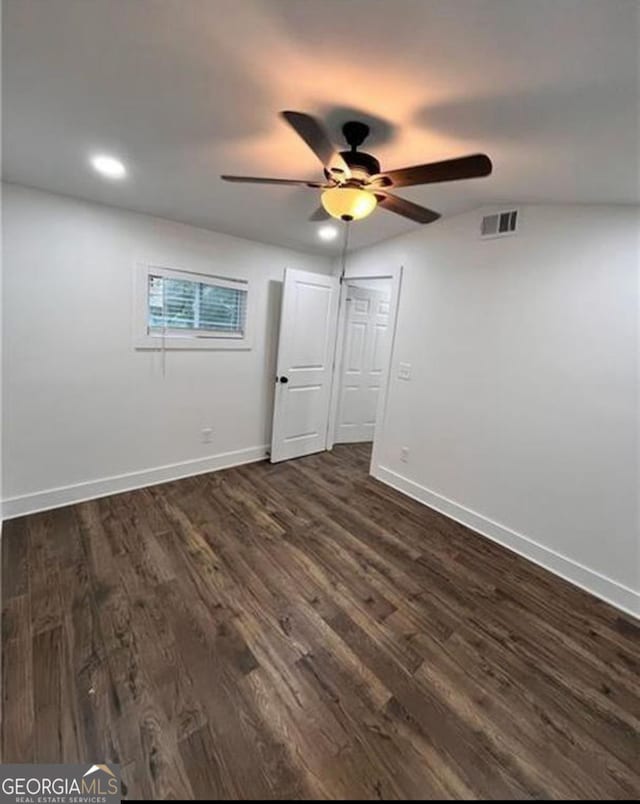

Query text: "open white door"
[335, 285, 391, 443]
[270, 268, 340, 463]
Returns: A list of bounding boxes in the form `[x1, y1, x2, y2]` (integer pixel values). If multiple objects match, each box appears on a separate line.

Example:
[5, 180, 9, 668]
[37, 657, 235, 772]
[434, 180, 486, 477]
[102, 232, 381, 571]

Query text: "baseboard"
[373, 464, 639, 620]
[2, 445, 269, 519]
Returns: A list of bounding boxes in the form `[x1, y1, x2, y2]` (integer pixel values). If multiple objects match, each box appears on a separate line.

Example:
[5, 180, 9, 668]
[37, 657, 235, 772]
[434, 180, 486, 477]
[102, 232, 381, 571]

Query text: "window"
[134, 264, 251, 349]
[148, 274, 247, 335]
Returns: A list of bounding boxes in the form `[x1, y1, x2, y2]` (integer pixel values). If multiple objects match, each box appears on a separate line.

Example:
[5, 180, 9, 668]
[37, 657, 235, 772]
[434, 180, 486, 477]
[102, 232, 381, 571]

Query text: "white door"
[335, 285, 391, 444]
[270, 268, 340, 463]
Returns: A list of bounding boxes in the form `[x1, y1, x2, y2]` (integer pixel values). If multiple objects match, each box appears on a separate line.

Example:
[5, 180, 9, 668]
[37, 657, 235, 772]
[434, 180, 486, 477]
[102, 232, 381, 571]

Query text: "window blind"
[148, 274, 247, 336]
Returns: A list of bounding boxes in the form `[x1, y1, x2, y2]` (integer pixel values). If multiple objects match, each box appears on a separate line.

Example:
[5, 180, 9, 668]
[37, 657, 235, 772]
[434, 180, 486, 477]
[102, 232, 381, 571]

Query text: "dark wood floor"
[2, 444, 639, 799]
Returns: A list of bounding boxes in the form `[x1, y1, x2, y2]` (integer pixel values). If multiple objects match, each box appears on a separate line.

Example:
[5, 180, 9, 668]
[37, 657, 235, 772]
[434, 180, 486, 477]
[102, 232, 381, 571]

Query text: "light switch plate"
[398, 362, 412, 380]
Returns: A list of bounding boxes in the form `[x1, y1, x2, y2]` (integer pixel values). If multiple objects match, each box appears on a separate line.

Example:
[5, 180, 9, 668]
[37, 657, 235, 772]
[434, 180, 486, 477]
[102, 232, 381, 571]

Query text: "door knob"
[279, 376, 289, 384]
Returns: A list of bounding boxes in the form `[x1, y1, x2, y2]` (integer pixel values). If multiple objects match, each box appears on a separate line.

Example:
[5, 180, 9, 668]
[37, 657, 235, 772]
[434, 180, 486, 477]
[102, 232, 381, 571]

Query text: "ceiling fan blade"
[280, 111, 350, 176]
[221, 174, 327, 187]
[373, 154, 492, 188]
[376, 192, 441, 224]
[309, 206, 330, 222]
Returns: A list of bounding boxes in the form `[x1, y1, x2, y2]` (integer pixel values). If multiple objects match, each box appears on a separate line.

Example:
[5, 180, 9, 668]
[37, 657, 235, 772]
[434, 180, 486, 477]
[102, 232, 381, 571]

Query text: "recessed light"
[90, 154, 127, 179]
[318, 224, 338, 242]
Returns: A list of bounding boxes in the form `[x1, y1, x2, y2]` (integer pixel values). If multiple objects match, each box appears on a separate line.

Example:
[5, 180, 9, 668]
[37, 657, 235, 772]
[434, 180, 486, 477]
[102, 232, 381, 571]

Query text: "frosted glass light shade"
[321, 187, 377, 221]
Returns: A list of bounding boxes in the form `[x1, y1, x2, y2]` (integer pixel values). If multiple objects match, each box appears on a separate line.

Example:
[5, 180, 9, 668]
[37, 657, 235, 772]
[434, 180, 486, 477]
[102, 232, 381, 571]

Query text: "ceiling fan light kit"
[321, 186, 378, 221]
[221, 111, 493, 225]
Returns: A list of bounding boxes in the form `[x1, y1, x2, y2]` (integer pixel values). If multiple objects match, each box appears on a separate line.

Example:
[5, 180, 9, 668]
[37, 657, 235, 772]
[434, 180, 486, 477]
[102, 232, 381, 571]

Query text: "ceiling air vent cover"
[481, 209, 518, 239]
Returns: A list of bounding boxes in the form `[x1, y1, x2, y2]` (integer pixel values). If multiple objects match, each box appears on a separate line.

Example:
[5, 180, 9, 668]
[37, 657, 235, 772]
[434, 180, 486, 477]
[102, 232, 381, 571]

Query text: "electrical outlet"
[398, 362, 412, 381]
[400, 446, 409, 463]
[201, 427, 213, 444]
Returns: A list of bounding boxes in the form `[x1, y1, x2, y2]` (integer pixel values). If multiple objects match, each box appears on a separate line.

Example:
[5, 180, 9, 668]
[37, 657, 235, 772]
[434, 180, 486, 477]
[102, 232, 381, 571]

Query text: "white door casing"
[335, 285, 391, 444]
[270, 268, 340, 463]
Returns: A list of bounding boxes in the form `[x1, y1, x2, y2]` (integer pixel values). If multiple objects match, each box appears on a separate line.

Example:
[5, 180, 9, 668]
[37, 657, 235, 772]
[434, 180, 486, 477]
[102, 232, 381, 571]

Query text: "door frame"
[326, 265, 403, 471]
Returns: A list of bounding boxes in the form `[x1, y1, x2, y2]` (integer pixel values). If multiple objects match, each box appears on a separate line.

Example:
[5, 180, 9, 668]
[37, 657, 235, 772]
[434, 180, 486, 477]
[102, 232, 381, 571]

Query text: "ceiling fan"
[221, 111, 492, 225]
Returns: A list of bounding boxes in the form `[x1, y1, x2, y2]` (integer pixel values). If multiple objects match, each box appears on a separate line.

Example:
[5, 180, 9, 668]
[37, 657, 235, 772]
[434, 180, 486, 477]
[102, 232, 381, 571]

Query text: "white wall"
[346, 204, 639, 616]
[2, 184, 332, 514]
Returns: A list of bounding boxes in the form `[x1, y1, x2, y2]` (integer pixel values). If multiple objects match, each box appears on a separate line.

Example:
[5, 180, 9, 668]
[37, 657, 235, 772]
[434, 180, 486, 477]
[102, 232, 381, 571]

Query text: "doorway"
[270, 267, 400, 465]
[327, 268, 401, 469]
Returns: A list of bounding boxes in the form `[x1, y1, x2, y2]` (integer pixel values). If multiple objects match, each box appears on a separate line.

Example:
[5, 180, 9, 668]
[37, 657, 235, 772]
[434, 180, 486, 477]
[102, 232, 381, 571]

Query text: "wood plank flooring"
[2, 444, 639, 799]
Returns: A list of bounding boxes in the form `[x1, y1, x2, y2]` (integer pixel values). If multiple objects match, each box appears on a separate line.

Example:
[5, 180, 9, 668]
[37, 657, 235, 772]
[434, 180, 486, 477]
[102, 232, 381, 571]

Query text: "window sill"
[134, 334, 252, 351]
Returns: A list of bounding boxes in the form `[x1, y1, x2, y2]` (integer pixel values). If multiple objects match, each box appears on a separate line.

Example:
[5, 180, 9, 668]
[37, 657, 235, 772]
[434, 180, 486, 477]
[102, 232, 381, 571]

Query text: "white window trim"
[133, 262, 253, 351]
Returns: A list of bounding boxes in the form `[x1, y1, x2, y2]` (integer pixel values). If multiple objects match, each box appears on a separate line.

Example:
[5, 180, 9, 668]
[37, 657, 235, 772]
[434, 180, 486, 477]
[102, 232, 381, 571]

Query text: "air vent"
[480, 209, 519, 239]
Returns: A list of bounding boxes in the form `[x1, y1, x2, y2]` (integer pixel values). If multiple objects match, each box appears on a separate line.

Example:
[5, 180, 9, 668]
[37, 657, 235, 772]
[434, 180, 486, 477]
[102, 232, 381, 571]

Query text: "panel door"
[271, 268, 340, 462]
[335, 285, 390, 443]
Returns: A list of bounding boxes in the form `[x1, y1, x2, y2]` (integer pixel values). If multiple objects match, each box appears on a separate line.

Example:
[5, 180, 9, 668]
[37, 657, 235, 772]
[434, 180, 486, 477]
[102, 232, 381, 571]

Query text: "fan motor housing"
[340, 150, 381, 180]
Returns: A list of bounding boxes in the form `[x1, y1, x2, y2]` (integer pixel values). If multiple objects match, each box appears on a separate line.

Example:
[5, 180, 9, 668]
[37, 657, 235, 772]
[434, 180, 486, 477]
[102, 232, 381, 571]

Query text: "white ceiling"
[3, 0, 638, 254]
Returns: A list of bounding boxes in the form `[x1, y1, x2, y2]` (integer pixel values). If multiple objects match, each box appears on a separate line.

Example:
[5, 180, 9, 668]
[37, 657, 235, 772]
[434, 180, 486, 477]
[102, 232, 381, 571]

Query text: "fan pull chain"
[339, 220, 351, 281]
